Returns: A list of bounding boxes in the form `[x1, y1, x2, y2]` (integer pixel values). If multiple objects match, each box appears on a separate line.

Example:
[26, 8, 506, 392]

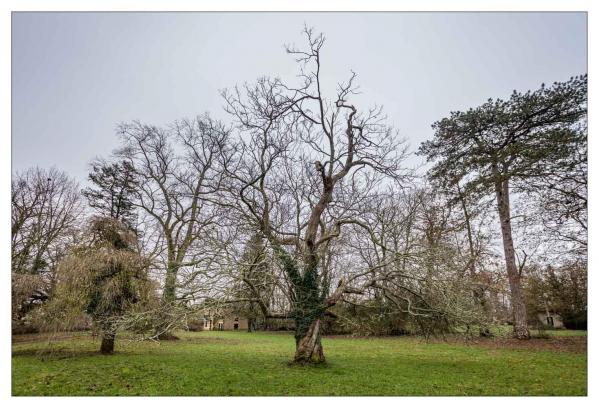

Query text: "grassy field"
[485, 324, 587, 338]
[12, 330, 587, 396]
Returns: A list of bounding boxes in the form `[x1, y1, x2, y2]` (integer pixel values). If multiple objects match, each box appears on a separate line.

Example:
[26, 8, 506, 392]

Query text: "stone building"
[202, 313, 249, 331]
[537, 311, 564, 329]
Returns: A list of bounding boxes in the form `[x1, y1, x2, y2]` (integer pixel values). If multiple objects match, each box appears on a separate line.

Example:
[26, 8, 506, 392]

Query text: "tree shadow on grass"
[12, 347, 101, 360]
[12, 345, 146, 360]
[285, 359, 330, 370]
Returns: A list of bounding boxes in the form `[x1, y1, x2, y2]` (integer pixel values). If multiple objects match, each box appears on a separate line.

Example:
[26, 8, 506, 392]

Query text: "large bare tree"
[222, 28, 409, 363]
[115, 115, 232, 306]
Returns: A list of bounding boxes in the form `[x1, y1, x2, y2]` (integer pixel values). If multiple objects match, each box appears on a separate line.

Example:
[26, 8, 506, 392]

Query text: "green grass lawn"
[535, 329, 587, 337]
[12, 330, 587, 396]
[458, 324, 587, 338]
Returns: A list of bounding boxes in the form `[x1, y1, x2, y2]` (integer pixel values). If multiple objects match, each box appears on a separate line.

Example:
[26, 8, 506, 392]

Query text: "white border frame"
[1, 1, 594, 407]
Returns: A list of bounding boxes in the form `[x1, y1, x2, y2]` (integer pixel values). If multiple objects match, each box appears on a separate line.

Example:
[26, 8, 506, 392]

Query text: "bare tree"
[344, 188, 491, 337]
[11, 167, 82, 324]
[524, 125, 587, 254]
[115, 115, 232, 309]
[222, 28, 409, 363]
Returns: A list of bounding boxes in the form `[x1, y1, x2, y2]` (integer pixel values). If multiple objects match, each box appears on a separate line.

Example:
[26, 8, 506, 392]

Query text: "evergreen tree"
[419, 75, 587, 339]
[48, 217, 153, 354]
[82, 159, 139, 228]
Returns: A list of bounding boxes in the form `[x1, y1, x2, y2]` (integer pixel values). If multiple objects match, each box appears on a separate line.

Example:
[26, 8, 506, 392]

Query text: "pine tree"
[419, 75, 587, 339]
[82, 159, 139, 228]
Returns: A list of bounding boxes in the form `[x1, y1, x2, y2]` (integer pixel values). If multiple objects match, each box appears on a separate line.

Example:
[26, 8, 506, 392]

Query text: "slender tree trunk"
[457, 186, 491, 337]
[100, 332, 115, 354]
[494, 176, 530, 340]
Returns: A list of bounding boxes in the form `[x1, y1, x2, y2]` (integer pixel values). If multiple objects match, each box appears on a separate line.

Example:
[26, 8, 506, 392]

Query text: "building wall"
[204, 315, 249, 331]
[223, 317, 248, 331]
[537, 313, 564, 329]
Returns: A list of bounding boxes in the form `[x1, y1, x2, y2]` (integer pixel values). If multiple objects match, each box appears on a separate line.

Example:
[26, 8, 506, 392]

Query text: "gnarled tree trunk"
[274, 243, 328, 364]
[294, 319, 325, 363]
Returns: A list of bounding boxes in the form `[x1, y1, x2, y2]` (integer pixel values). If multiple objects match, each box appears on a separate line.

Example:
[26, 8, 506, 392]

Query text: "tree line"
[11, 28, 587, 362]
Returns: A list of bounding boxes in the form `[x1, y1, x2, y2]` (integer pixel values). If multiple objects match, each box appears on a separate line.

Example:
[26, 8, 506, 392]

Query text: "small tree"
[47, 217, 153, 354]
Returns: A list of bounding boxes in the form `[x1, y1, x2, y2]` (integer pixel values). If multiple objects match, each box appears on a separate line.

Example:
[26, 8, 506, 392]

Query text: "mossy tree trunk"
[155, 262, 180, 340]
[291, 262, 326, 363]
[162, 264, 178, 304]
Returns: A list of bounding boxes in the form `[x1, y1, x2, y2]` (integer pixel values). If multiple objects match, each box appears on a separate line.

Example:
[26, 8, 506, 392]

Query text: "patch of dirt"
[323, 333, 586, 353]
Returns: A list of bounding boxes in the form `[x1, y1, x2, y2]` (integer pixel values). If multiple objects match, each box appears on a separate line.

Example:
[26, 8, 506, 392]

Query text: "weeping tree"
[44, 217, 154, 354]
[344, 189, 492, 338]
[419, 75, 587, 339]
[222, 27, 408, 363]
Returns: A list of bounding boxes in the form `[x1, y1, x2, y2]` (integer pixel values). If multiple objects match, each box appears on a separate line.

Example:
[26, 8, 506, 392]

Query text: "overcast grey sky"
[12, 12, 587, 184]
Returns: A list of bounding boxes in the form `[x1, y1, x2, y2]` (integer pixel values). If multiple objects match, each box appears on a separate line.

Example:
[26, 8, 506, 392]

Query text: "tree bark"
[294, 319, 325, 363]
[100, 333, 115, 354]
[153, 264, 181, 339]
[457, 186, 491, 337]
[162, 264, 178, 303]
[494, 176, 530, 340]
